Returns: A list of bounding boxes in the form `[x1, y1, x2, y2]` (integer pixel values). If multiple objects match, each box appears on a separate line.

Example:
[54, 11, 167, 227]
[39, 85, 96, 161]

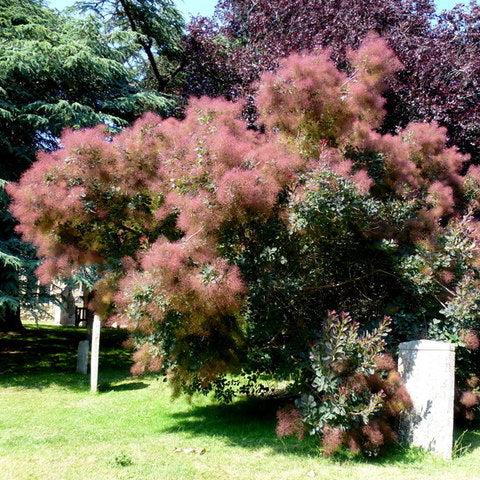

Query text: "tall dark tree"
[0, 0, 182, 331]
[75, 0, 185, 92]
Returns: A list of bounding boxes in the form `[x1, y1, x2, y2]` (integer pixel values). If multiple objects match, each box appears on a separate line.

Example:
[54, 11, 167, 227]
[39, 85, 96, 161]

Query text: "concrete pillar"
[398, 340, 455, 459]
[77, 340, 89, 374]
[90, 315, 101, 393]
[52, 286, 76, 326]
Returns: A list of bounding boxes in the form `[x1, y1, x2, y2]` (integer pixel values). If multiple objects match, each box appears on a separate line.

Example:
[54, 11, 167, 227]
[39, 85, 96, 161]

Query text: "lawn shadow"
[0, 324, 133, 391]
[99, 381, 149, 392]
[163, 397, 480, 463]
[0, 367, 137, 392]
[163, 396, 320, 458]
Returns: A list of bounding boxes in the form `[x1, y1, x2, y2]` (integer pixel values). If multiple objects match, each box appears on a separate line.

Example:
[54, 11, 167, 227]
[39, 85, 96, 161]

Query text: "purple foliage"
[182, 0, 480, 160]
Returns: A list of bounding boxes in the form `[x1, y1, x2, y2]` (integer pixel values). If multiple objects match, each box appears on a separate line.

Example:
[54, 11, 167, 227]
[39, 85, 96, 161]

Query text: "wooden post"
[90, 314, 101, 392]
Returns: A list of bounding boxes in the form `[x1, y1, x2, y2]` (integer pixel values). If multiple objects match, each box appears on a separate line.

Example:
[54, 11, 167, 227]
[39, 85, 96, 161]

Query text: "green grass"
[0, 325, 479, 480]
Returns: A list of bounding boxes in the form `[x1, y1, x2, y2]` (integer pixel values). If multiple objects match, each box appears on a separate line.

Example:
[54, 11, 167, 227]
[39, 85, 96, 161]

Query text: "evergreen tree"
[74, 0, 185, 92]
[0, 0, 182, 331]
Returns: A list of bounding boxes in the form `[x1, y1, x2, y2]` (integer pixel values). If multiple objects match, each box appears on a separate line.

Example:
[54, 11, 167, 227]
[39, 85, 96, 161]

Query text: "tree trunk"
[0, 305, 25, 333]
[118, 0, 167, 91]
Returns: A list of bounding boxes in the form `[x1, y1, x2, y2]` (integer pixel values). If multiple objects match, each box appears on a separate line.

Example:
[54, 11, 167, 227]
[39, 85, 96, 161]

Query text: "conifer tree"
[0, 0, 182, 331]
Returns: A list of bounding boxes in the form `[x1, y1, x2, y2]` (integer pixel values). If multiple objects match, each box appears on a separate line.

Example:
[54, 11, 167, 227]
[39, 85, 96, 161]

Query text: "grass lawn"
[0, 325, 479, 480]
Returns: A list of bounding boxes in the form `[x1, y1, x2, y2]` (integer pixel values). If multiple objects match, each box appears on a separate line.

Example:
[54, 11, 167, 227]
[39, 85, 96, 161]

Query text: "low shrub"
[278, 311, 412, 456]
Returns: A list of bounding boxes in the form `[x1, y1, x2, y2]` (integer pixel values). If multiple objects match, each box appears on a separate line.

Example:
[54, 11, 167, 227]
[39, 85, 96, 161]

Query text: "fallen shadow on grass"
[163, 396, 319, 456]
[0, 368, 137, 392]
[99, 381, 149, 392]
[0, 324, 133, 391]
[162, 397, 480, 464]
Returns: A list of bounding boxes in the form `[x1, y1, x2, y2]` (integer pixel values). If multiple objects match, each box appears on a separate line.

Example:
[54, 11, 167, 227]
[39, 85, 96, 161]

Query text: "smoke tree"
[9, 35, 480, 448]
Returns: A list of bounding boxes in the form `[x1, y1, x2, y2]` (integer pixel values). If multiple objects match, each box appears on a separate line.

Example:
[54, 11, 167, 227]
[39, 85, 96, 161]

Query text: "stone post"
[90, 315, 101, 393]
[77, 340, 89, 374]
[53, 304, 69, 325]
[398, 340, 455, 459]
